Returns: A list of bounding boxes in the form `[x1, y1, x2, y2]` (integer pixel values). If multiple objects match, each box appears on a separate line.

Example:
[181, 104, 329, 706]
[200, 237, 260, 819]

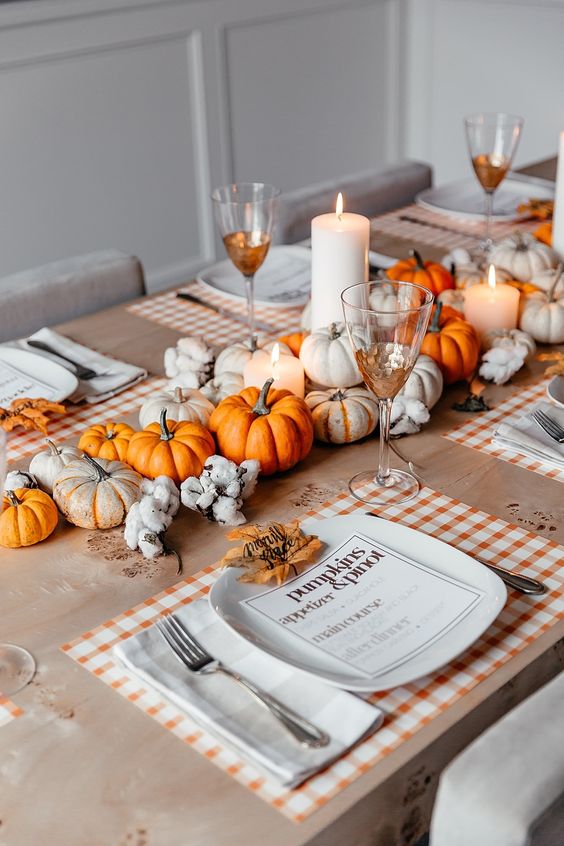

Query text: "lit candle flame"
[488, 263, 496, 291]
[271, 342, 280, 381]
[336, 192, 343, 220]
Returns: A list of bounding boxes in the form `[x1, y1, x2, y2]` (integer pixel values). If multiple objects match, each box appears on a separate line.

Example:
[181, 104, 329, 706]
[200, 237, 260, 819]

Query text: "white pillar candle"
[243, 343, 305, 397]
[310, 193, 369, 331]
[552, 131, 564, 260]
[464, 264, 520, 336]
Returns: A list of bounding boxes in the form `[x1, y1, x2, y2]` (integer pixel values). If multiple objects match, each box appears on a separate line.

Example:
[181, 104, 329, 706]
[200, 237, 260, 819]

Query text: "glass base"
[0, 644, 35, 696]
[348, 468, 420, 507]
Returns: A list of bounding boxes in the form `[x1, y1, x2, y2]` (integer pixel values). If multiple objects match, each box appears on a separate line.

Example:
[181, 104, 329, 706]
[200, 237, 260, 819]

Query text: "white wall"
[0, 0, 401, 292]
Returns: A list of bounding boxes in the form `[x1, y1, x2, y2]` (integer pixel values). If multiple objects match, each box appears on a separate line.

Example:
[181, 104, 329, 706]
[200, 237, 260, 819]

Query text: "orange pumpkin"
[0, 488, 58, 548]
[387, 249, 454, 296]
[78, 421, 136, 462]
[126, 410, 215, 484]
[534, 222, 552, 246]
[209, 378, 314, 475]
[278, 332, 307, 357]
[421, 302, 480, 384]
[506, 279, 541, 297]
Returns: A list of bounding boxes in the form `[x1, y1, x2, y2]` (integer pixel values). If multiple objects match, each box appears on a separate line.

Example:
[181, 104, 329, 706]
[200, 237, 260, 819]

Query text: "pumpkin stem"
[429, 300, 443, 333]
[106, 429, 116, 440]
[548, 263, 564, 303]
[252, 378, 274, 416]
[249, 336, 258, 353]
[410, 249, 426, 270]
[5, 490, 22, 506]
[330, 389, 346, 402]
[328, 322, 341, 340]
[173, 386, 184, 403]
[81, 453, 111, 481]
[45, 439, 60, 456]
[159, 408, 174, 441]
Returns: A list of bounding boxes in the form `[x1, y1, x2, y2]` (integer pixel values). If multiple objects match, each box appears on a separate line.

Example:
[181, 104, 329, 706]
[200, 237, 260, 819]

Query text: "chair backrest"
[0, 250, 146, 343]
[273, 160, 433, 245]
[430, 670, 564, 846]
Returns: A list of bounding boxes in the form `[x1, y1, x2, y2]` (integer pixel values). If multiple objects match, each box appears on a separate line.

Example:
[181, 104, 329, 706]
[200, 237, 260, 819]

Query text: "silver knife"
[176, 291, 276, 334]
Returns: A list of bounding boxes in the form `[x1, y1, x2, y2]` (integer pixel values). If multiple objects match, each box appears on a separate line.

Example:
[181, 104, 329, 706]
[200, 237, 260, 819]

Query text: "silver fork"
[155, 614, 330, 749]
[532, 409, 564, 443]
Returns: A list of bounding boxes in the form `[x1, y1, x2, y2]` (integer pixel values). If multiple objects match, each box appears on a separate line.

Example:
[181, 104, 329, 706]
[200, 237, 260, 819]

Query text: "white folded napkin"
[19, 327, 147, 403]
[492, 401, 564, 469]
[114, 599, 384, 788]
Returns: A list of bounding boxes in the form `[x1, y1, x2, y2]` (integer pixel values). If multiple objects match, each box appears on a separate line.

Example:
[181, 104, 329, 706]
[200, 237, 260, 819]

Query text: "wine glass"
[341, 280, 434, 506]
[211, 182, 279, 348]
[464, 112, 524, 251]
[0, 431, 36, 696]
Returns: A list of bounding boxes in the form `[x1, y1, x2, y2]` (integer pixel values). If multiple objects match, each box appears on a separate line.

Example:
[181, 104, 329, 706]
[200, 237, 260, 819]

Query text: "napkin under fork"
[114, 599, 384, 788]
[492, 401, 564, 469]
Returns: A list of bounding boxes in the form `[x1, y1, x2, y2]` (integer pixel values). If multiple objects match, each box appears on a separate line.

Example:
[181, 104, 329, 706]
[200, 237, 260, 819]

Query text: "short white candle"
[310, 192, 369, 331]
[243, 343, 305, 397]
[464, 264, 520, 336]
[552, 131, 564, 260]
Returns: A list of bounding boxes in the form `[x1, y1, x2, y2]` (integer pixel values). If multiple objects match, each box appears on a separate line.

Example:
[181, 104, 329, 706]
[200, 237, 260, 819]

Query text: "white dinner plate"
[416, 175, 554, 222]
[547, 376, 564, 409]
[198, 245, 310, 308]
[0, 346, 78, 405]
[209, 514, 506, 692]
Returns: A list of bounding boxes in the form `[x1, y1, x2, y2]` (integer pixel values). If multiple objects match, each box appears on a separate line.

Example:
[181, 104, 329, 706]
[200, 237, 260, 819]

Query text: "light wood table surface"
[1, 160, 562, 846]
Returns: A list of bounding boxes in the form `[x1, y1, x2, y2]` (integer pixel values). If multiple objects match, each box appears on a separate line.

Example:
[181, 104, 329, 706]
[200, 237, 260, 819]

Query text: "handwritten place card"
[241, 533, 485, 679]
[0, 360, 58, 407]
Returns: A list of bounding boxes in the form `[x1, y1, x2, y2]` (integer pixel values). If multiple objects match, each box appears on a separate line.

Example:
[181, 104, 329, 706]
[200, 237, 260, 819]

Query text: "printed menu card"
[0, 360, 58, 406]
[241, 533, 485, 679]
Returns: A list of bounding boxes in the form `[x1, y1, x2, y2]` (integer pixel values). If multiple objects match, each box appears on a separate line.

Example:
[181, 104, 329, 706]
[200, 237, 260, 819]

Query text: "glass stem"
[484, 190, 494, 249]
[244, 273, 255, 346]
[377, 398, 393, 486]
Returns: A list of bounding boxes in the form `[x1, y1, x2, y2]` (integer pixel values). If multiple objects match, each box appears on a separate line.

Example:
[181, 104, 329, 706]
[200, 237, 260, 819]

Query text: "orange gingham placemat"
[127, 280, 302, 341]
[443, 379, 564, 483]
[61, 485, 563, 822]
[6, 376, 167, 465]
[0, 696, 23, 727]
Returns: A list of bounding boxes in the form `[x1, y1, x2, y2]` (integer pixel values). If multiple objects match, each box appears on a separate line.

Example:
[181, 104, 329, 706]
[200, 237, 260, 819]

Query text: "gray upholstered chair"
[430, 670, 564, 846]
[273, 160, 433, 245]
[0, 250, 146, 343]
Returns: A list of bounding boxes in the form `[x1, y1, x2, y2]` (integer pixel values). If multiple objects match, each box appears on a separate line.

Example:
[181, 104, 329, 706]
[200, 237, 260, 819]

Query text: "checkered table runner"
[62, 485, 563, 823]
[6, 377, 167, 465]
[443, 379, 564, 483]
[0, 696, 23, 727]
[127, 279, 302, 342]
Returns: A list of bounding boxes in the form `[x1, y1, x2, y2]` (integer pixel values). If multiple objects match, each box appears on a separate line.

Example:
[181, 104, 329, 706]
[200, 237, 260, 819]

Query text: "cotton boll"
[479, 346, 526, 385]
[4, 470, 38, 491]
[164, 347, 179, 378]
[138, 496, 173, 532]
[168, 372, 202, 390]
[124, 502, 145, 549]
[204, 455, 240, 487]
[212, 495, 245, 526]
[224, 478, 244, 499]
[177, 336, 214, 365]
[195, 489, 217, 511]
[138, 530, 164, 559]
[240, 460, 260, 499]
[441, 247, 473, 270]
[390, 396, 430, 436]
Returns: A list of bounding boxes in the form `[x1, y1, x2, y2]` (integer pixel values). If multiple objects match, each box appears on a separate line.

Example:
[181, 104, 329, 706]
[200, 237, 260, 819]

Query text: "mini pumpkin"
[387, 249, 454, 296]
[438, 288, 466, 315]
[78, 422, 135, 462]
[53, 455, 142, 529]
[421, 302, 480, 385]
[278, 332, 307, 357]
[214, 338, 292, 377]
[305, 387, 378, 444]
[397, 354, 443, 410]
[29, 439, 82, 493]
[489, 232, 557, 282]
[534, 222, 552, 246]
[126, 409, 215, 484]
[299, 322, 362, 388]
[519, 268, 564, 344]
[530, 264, 564, 296]
[139, 386, 214, 429]
[0, 488, 58, 548]
[209, 378, 314, 475]
[201, 371, 244, 406]
[455, 264, 512, 290]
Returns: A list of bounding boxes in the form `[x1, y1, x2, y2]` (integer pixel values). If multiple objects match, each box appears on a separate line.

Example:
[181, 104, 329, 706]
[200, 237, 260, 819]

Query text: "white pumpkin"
[441, 247, 473, 270]
[305, 387, 378, 444]
[214, 337, 293, 376]
[53, 455, 142, 529]
[438, 288, 465, 315]
[139, 386, 214, 428]
[489, 232, 557, 282]
[369, 282, 400, 310]
[531, 264, 564, 296]
[29, 439, 82, 494]
[481, 328, 536, 359]
[299, 322, 362, 388]
[4, 470, 38, 492]
[519, 271, 564, 343]
[397, 355, 443, 410]
[200, 371, 244, 405]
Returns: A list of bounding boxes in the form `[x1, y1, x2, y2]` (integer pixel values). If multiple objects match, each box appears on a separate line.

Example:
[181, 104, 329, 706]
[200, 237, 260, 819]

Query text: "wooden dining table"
[1, 159, 563, 846]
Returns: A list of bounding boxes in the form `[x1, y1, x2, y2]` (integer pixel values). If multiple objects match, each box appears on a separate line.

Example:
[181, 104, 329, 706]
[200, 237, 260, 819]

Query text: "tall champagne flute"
[212, 183, 279, 347]
[341, 281, 433, 506]
[464, 112, 523, 251]
[0, 431, 36, 695]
